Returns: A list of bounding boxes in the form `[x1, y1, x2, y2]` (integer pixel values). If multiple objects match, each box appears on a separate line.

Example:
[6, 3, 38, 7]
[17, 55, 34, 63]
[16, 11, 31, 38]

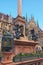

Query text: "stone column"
[18, 0, 22, 16]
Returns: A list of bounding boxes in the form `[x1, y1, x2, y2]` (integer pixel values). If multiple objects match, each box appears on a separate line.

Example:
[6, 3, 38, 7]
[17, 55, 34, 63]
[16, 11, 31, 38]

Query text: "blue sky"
[0, 0, 43, 30]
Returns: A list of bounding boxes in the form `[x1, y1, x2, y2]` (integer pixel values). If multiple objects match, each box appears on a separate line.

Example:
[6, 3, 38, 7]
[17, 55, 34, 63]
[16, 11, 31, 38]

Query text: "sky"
[0, 0, 43, 30]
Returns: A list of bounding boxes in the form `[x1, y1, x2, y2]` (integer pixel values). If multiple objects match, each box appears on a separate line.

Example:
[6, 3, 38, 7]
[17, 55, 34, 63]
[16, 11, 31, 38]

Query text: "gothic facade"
[0, 13, 43, 53]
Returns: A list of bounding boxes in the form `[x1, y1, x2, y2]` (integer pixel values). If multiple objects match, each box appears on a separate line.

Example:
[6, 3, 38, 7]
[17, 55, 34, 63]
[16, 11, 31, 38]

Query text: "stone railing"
[0, 58, 43, 65]
[13, 58, 43, 65]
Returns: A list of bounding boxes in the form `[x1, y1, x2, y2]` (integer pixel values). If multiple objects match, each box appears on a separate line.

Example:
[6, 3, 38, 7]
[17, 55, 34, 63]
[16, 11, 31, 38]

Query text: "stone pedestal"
[1, 52, 13, 65]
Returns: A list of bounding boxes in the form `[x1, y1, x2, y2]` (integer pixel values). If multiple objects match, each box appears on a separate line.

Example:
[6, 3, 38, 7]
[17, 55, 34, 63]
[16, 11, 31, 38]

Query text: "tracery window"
[30, 29, 38, 41]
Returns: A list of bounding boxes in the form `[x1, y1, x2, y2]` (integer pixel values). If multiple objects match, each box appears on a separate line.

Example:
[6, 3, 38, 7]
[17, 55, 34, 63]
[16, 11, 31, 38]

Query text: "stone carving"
[13, 24, 24, 39]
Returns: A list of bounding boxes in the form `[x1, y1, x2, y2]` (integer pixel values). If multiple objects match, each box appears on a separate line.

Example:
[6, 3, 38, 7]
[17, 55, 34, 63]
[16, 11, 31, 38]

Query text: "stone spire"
[31, 15, 34, 21]
[18, 0, 22, 16]
[8, 15, 12, 23]
[37, 20, 39, 28]
[26, 13, 27, 21]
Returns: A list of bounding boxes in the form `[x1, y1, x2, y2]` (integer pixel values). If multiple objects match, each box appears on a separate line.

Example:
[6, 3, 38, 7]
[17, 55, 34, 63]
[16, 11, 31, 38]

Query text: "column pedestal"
[1, 52, 13, 65]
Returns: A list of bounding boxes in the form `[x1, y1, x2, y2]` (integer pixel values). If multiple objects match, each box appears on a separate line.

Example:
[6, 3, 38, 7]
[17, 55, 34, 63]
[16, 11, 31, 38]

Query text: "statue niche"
[30, 29, 38, 41]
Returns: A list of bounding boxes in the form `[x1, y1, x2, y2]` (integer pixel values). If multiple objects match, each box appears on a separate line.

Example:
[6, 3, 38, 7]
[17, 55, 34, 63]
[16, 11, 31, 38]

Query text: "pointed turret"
[26, 13, 27, 21]
[1, 15, 4, 20]
[31, 15, 34, 21]
[37, 20, 40, 32]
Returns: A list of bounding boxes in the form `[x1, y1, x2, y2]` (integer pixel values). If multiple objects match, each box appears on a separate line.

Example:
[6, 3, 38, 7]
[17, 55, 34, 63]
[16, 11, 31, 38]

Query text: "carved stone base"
[1, 52, 13, 65]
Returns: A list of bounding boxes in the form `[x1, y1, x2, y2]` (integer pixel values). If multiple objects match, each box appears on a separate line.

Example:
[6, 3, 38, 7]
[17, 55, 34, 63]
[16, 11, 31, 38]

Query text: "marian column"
[18, 0, 22, 16]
